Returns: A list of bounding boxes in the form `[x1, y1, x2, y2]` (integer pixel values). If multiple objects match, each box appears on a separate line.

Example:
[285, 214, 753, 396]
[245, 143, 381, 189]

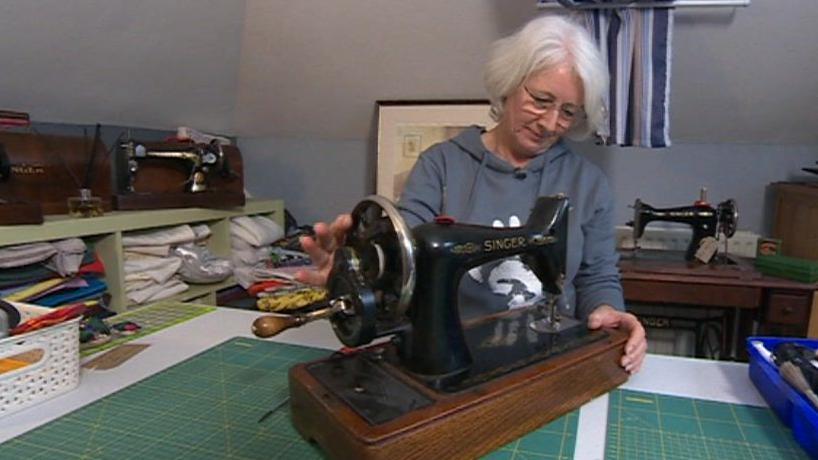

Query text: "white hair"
[483, 14, 609, 141]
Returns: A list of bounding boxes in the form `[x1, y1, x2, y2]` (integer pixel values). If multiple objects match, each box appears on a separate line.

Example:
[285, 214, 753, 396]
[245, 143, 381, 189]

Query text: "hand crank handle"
[251, 299, 347, 338]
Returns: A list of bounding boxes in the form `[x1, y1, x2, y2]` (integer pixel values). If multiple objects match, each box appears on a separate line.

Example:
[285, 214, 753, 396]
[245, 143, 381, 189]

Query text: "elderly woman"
[297, 15, 647, 374]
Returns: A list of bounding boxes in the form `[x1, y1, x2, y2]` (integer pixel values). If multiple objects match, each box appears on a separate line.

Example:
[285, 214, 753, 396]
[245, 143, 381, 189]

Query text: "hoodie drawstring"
[465, 150, 490, 219]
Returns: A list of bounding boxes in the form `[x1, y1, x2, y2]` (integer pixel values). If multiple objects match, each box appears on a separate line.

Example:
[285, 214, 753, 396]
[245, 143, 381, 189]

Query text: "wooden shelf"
[0, 199, 283, 312]
[0, 200, 282, 246]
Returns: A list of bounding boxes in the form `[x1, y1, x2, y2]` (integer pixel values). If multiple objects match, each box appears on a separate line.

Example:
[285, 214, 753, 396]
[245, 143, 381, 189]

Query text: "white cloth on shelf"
[231, 247, 271, 267]
[122, 225, 197, 247]
[253, 215, 284, 242]
[0, 242, 57, 268]
[124, 278, 156, 292]
[124, 256, 183, 285]
[191, 224, 212, 241]
[230, 216, 283, 247]
[126, 277, 189, 304]
[124, 245, 171, 257]
[47, 238, 87, 276]
[231, 237, 255, 251]
[233, 263, 299, 289]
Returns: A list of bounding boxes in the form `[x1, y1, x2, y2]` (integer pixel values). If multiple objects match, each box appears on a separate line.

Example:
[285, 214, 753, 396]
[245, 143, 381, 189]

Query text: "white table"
[0, 307, 767, 459]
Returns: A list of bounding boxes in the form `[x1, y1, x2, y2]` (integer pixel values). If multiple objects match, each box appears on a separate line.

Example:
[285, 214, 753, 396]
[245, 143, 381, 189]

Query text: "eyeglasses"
[522, 85, 585, 125]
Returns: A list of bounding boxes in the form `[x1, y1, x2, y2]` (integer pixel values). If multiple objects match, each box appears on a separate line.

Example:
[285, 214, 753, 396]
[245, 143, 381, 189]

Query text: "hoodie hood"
[443, 126, 571, 220]
[449, 125, 570, 175]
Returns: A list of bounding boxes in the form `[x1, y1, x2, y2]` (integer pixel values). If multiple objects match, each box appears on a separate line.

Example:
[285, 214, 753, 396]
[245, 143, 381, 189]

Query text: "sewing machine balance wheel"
[326, 195, 416, 346]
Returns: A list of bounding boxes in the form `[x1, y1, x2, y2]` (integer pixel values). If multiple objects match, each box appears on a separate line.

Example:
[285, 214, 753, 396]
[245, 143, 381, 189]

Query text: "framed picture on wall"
[376, 100, 495, 202]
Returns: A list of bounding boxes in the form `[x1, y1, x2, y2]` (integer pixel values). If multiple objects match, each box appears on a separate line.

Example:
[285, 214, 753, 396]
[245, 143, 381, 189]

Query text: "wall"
[240, 136, 370, 225]
[0, 0, 245, 134]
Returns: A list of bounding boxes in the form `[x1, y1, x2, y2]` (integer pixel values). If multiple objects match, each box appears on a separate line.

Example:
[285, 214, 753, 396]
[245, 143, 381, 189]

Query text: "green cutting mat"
[483, 411, 578, 460]
[606, 389, 810, 459]
[0, 337, 578, 460]
[81, 301, 216, 357]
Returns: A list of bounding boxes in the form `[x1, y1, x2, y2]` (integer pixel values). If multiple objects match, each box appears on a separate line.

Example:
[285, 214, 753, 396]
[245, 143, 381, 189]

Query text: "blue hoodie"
[397, 125, 624, 321]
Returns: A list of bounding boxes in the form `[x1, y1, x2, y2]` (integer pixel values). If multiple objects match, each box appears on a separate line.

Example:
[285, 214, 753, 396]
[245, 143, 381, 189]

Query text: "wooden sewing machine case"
[113, 140, 245, 211]
[0, 131, 112, 224]
[290, 326, 628, 460]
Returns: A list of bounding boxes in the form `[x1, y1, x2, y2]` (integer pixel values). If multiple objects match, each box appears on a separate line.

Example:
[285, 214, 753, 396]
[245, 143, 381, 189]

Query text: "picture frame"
[376, 100, 495, 201]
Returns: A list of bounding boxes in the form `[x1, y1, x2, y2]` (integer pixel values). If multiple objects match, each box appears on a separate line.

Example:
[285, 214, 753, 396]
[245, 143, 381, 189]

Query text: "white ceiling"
[1, 0, 816, 144]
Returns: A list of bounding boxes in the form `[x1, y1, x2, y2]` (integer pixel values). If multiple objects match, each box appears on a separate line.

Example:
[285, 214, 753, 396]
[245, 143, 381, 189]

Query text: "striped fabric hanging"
[542, 1, 675, 147]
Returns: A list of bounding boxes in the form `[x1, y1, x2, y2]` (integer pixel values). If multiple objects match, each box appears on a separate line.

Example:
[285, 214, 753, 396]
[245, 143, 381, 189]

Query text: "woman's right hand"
[295, 214, 353, 286]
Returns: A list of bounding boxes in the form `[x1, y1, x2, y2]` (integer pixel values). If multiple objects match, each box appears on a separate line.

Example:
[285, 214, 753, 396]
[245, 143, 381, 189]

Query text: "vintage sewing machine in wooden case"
[113, 139, 245, 210]
[0, 131, 113, 224]
[252, 195, 628, 459]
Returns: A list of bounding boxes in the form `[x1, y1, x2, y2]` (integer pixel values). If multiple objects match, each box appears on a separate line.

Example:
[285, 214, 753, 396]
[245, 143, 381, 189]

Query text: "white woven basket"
[0, 302, 80, 416]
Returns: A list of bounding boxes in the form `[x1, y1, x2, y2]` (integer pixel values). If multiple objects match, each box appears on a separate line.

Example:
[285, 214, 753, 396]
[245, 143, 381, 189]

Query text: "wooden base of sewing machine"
[289, 328, 628, 460]
[114, 191, 245, 210]
[0, 200, 43, 225]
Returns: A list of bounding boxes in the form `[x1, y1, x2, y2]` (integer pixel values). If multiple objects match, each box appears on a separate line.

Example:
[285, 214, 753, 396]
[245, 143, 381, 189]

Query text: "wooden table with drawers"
[619, 253, 818, 360]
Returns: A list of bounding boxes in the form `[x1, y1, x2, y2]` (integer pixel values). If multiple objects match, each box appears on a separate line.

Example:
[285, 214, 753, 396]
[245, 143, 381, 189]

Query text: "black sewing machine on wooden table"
[252, 195, 627, 459]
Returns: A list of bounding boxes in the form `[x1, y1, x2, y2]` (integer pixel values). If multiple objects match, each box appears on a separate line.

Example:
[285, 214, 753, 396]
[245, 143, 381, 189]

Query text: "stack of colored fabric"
[230, 216, 327, 312]
[230, 215, 285, 288]
[0, 238, 107, 309]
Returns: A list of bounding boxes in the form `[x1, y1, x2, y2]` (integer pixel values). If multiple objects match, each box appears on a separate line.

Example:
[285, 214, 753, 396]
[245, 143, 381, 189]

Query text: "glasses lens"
[523, 85, 583, 123]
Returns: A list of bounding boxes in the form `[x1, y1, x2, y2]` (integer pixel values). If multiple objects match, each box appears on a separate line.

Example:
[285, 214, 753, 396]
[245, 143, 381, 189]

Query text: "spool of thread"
[0, 300, 21, 338]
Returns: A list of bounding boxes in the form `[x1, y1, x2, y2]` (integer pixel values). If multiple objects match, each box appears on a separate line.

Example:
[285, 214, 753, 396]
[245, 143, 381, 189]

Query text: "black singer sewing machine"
[252, 195, 628, 459]
[627, 190, 738, 262]
[113, 139, 245, 210]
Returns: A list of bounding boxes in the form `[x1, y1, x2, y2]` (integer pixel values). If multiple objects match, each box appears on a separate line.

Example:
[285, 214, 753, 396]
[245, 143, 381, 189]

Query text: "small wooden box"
[772, 182, 818, 261]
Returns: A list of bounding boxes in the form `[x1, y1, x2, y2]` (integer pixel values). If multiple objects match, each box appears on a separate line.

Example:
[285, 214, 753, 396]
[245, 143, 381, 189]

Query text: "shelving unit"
[0, 199, 283, 312]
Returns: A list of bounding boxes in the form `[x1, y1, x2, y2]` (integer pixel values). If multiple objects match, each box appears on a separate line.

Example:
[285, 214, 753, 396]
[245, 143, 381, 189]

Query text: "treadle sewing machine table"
[0, 306, 808, 459]
[619, 251, 818, 361]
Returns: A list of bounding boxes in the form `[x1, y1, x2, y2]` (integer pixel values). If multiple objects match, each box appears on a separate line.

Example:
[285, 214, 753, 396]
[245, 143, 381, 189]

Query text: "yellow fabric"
[4, 278, 64, 302]
[256, 288, 327, 312]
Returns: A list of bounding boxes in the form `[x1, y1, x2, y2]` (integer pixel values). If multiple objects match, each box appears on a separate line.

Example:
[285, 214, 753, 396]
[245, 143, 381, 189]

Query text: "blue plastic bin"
[747, 336, 818, 459]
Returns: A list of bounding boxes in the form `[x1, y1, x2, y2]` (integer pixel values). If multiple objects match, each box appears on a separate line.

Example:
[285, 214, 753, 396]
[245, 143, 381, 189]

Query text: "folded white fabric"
[124, 256, 183, 285]
[233, 262, 297, 289]
[47, 238, 87, 276]
[124, 278, 157, 292]
[231, 236, 255, 251]
[231, 217, 267, 247]
[230, 216, 283, 247]
[0, 242, 57, 268]
[231, 246, 271, 267]
[233, 266, 256, 289]
[191, 224, 212, 241]
[253, 215, 284, 242]
[126, 278, 189, 304]
[124, 245, 171, 257]
[122, 225, 197, 247]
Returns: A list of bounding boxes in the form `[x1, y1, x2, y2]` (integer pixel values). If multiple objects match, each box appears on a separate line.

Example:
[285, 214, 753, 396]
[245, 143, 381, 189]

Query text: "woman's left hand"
[587, 305, 647, 375]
